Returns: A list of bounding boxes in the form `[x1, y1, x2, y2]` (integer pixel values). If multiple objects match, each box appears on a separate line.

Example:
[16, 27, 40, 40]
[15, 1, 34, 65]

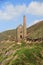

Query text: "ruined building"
[16, 16, 27, 42]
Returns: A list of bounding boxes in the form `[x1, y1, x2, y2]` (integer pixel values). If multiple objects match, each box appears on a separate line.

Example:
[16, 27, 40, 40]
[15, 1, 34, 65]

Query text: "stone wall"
[16, 16, 27, 42]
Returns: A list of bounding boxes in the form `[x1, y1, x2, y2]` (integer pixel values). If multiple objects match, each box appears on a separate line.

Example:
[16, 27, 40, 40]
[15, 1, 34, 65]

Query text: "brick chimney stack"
[23, 16, 27, 40]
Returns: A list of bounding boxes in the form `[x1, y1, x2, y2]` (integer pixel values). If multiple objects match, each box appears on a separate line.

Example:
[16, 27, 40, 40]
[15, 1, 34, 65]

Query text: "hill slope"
[0, 41, 43, 65]
[27, 21, 43, 38]
[0, 21, 43, 41]
[0, 29, 16, 41]
[0, 21, 43, 65]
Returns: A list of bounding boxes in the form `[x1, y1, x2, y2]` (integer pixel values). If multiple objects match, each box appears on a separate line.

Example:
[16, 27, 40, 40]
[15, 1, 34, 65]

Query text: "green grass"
[0, 42, 43, 65]
[10, 42, 43, 65]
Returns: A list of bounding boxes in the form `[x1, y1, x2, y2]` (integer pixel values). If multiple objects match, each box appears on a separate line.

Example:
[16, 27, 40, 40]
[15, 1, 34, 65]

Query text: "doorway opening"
[20, 35, 22, 39]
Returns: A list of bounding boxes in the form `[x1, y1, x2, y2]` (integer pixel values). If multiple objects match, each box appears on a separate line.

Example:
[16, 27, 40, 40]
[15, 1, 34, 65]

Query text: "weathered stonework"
[16, 16, 27, 42]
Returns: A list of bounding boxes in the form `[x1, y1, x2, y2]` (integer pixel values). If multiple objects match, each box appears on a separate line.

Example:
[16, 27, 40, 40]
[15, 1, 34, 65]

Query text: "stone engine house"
[16, 16, 27, 42]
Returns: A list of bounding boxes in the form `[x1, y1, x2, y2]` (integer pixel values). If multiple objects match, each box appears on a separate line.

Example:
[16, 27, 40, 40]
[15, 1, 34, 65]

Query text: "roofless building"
[16, 16, 27, 42]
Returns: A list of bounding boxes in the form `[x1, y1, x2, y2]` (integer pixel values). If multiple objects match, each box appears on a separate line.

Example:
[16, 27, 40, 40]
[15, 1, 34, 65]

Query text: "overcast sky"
[0, 0, 43, 32]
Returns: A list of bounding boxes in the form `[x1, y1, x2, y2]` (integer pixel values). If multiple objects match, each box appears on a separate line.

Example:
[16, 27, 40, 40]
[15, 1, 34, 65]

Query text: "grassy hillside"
[27, 21, 43, 38]
[0, 21, 43, 41]
[0, 21, 43, 65]
[0, 29, 16, 41]
[0, 41, 43, 65]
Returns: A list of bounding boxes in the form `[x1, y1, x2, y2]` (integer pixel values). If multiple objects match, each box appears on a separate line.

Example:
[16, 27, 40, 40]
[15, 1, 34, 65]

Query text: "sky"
[0, 0, 43, 32]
